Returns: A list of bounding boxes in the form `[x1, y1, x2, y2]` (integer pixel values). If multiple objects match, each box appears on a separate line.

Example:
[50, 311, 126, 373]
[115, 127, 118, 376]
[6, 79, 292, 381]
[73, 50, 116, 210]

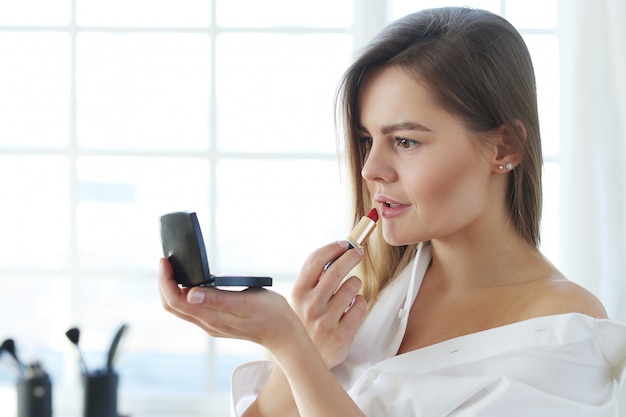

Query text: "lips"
[374, 194, 410, 218]
[375, 194, 406, 207]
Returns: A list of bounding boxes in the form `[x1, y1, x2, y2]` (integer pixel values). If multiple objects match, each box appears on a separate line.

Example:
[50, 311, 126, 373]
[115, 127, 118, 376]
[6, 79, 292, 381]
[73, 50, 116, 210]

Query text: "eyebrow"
[381, 121, 431, 134]
[358, 121, 431, 135]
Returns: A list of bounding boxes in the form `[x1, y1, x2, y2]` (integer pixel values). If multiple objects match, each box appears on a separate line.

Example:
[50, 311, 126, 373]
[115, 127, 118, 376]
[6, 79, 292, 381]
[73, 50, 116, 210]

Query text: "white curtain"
[559, 1, 626, 412]
[559, 0, 626, 321]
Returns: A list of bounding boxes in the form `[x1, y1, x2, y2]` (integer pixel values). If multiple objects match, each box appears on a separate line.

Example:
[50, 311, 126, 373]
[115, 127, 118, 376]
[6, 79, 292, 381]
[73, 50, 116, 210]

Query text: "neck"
[427, 217, 544, 291]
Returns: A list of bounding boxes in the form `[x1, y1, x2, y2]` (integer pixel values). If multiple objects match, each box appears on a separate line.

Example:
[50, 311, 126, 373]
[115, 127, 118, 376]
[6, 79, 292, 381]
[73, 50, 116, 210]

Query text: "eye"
[396, 137, 419, 150]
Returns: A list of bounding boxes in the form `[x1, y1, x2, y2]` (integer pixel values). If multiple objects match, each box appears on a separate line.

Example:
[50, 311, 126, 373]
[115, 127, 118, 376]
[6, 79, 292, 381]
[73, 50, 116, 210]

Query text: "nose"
[361, 141, 395, 184]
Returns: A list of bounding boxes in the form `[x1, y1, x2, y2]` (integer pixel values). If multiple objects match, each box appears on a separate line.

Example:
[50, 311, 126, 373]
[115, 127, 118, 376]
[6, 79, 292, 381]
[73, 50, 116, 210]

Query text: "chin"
[382, 233, 419, 247]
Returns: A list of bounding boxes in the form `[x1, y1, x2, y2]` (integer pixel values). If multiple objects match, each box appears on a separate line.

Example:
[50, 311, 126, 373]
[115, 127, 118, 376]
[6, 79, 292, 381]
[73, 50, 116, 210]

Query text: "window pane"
[0, 33, 70, 149]
[74, 183, 212, 396]
[392, 0, 501, 19]
[217, 0, 352, 27]
[506, 0, 557, 29]
[0, 0, 70, 26]
[0, 273, 70, 351]
[74, 275, 210, 395]
[76, 33, 211, 151]
[215, 159, 347, 275]
[76, 156, 211, 270]
[524, 34, 560, 158]
[216, 34, 352, 153]
[0, 271, 69, 403]
[77, 0, 211, 27]
[0, 156, 70, 268]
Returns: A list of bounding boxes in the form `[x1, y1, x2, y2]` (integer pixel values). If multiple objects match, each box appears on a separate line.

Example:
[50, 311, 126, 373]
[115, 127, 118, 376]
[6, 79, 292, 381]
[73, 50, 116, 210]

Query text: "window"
[0, 1, 560, 416]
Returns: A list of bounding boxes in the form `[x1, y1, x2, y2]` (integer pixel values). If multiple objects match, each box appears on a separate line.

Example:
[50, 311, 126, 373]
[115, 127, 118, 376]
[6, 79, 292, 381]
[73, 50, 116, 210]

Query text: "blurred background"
[0, 0, 624, 416]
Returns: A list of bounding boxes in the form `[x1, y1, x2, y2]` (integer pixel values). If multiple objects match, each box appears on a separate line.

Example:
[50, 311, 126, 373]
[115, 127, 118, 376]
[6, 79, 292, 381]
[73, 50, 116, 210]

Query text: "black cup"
[17, 374, 52, 417]
[83, 370, 118, 417]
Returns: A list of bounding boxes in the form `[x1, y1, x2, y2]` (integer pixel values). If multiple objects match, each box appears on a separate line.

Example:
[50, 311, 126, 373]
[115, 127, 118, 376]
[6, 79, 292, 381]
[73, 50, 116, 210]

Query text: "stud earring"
[498, 162, 514, 171]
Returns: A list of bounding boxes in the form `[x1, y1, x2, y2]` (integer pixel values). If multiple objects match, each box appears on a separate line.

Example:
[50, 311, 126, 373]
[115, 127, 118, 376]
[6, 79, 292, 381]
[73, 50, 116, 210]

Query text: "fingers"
[295, 273, 365, 340]
[159, 257, 243, 319]
[314, 248, 363, 300]
[158, 258, 211, 329]
[186, 286, 263, 319]
[295, 241, 351, 291]
[325, 276, 363, 318]
[299, 276, 367, 368]
[340, 294, 367, 327]
[159, 258, 296, 345]
[293, 241, 364, 309]
[158, 258, 188, 313]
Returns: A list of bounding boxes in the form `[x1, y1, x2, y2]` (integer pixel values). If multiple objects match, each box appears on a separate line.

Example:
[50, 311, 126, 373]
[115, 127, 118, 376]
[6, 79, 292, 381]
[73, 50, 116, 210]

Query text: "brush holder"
[17, 373, 52, 417]
[83, 370, 118, 417]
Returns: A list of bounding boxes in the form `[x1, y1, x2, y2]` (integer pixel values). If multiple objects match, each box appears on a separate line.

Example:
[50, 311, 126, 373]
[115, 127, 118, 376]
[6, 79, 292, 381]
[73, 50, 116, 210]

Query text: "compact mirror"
[159, 211, 272, 287]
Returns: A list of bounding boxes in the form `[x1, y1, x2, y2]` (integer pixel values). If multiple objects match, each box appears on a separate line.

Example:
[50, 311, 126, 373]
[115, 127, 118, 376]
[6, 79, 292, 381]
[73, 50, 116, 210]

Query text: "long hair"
[336, 7, 543, 304]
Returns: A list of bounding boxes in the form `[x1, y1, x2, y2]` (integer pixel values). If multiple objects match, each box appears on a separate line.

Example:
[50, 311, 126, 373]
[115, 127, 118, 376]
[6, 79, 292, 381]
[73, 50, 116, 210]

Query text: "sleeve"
[229, 360, 275, 417]
[597, 319, 626, 385]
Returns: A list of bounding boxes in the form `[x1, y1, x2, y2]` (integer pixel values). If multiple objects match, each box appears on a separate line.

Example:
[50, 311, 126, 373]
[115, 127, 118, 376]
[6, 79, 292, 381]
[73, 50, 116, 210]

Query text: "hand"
[291, 241, 367, 368]
[158, 259, 300, 350]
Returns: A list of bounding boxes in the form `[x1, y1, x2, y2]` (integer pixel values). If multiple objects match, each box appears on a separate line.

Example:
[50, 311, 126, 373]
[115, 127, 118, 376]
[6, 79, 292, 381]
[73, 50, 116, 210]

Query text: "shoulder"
[524, 277, 608, 319]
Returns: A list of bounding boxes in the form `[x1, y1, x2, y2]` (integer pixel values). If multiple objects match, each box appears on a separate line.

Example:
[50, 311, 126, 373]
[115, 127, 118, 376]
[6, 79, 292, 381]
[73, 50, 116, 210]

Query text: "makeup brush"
[65, 327, 90, 375]
[1, 338, 26, 376]
[106, 323, 127, 373]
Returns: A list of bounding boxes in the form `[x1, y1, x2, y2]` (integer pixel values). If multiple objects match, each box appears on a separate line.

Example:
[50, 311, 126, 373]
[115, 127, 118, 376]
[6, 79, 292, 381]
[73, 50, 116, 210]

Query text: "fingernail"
[336, 240, 350, 249]
[355, 246, 364, 256]
[187, 289, 205, 304]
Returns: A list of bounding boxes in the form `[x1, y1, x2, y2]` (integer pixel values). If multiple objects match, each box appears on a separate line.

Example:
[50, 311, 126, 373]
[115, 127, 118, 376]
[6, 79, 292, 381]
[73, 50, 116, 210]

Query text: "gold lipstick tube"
[346, 215, 377, 248]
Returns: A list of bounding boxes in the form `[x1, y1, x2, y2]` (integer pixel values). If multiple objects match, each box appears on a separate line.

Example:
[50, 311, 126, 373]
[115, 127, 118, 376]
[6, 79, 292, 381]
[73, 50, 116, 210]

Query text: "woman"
[160, 7, 626, 416]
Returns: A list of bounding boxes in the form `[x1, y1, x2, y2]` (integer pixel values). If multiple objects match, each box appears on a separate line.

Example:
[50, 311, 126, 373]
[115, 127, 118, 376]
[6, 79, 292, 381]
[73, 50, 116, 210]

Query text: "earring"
[505, 162, 514, 170]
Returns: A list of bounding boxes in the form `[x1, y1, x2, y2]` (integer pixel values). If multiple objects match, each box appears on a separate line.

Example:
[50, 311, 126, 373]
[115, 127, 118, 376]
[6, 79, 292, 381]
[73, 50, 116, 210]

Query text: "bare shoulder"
[524, 277, 608, 319]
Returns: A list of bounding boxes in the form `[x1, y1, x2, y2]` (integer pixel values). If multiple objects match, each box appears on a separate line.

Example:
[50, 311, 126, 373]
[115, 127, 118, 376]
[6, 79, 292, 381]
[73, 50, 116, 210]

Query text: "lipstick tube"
[346, 208, 378, 248]
[324, 208, 378, 271]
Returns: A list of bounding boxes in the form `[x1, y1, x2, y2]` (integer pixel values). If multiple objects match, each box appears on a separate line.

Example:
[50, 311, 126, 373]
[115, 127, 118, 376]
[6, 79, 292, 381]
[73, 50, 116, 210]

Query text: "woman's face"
[358, 65, 498, 246]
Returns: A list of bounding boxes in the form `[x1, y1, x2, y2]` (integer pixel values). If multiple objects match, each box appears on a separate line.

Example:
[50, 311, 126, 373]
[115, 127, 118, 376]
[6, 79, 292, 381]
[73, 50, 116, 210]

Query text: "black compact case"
[159, 211, 272, 287]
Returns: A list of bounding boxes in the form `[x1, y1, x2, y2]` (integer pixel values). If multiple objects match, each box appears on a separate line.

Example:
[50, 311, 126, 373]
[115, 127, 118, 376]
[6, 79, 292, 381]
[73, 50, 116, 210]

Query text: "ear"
[492, 120, 526, 173]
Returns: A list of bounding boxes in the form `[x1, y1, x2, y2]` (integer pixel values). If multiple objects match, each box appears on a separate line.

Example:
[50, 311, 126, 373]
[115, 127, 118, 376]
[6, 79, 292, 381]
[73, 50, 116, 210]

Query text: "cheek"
[407, 161, 463, 200]
[406, 154, 490, 211]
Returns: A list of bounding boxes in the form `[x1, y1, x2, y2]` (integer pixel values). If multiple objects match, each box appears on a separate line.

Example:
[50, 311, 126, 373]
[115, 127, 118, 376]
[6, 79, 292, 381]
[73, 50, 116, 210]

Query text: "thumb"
[187, 287, 206, 304]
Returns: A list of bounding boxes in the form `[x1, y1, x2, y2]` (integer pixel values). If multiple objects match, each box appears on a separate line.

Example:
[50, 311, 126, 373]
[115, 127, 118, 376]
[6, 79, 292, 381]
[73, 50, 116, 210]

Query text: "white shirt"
[231, 243, 626, 416]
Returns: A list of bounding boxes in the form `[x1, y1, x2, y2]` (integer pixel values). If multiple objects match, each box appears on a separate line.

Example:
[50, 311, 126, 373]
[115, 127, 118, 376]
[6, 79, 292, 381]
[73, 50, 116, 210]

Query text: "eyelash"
[395, 137, 419, 149]
[358, 135, 420, 153]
